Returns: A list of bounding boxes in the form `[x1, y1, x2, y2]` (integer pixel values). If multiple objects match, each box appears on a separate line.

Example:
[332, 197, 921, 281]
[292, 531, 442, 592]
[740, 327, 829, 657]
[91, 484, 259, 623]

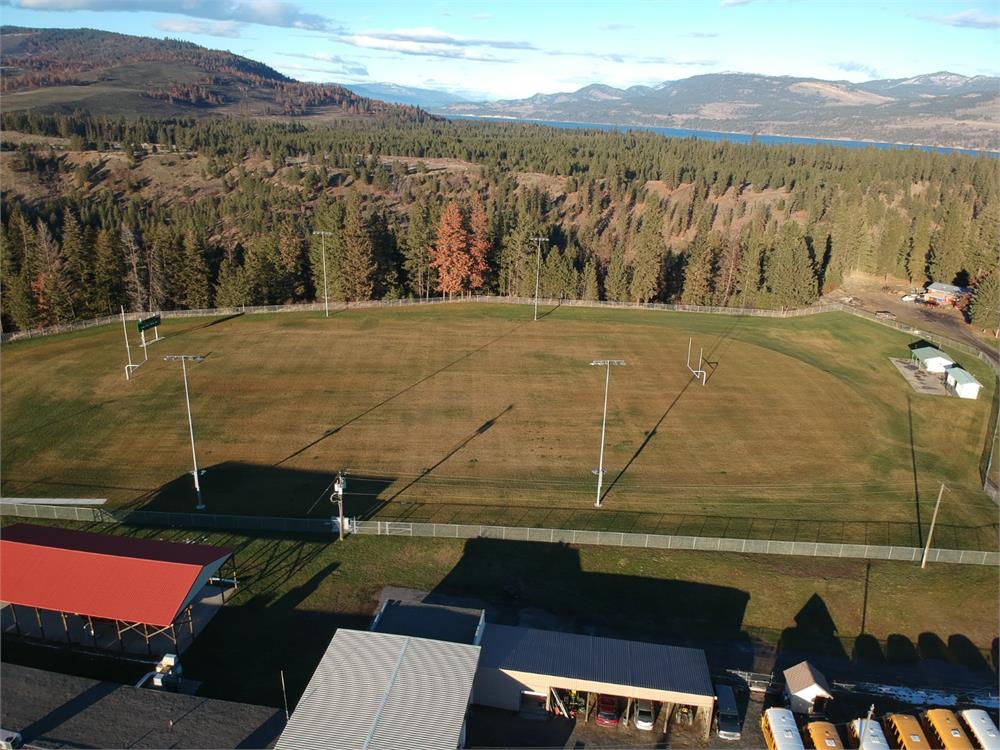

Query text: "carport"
[472, 624, 716, 740]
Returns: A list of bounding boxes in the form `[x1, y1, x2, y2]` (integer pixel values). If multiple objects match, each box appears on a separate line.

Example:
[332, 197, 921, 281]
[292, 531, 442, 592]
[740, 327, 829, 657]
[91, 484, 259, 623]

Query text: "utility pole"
[332, 471, 346, 541]
[921, 483, 945, 569]
[312, 231, 332, 318]
[164, 355, 207, 510]
[530, 236, 549, 321]
[590, 359, 626, 508]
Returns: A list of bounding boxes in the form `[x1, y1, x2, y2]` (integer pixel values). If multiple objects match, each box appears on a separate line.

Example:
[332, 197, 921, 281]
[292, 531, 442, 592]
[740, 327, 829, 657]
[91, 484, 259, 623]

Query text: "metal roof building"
[275, 629, 481, 750]
[910, 346, 954, 373]
[0, 523, 233, 652]
[783, 660, 833, 714]
[473, 624, 714, 737]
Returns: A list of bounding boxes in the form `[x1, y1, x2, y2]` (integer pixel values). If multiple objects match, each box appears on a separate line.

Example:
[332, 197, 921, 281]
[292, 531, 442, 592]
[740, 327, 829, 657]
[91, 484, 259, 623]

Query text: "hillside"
[0, 26, 431, 122]
[439, 72, 1000, 151]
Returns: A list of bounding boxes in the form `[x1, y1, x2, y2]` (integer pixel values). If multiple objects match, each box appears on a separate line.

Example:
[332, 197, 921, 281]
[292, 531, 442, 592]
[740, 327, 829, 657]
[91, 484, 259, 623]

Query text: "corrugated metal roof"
[373, 600, 483, 645]
[0, 523, 231, 627]
[783, 660, 832, 697]
[275, 629, 480, 750]
[927, 283, 967, 294]
[478, 624, 713, 700]
[911, 346, 951, 362]
[947, 367, 981, 387]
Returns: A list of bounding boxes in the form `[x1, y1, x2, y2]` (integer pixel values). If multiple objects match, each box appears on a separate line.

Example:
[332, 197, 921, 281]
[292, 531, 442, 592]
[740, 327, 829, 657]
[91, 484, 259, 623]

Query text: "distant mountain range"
[343, 82, 469, 109]
[429, 72, 1000, 151]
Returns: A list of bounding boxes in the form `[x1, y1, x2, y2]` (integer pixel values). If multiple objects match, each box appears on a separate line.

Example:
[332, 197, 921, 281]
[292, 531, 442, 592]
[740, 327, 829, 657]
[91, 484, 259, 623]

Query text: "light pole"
[313, 230, 332, 317]
[164, 355, 207, 510]
[590, 359, 626, 508]
[530, 236, 548, 321]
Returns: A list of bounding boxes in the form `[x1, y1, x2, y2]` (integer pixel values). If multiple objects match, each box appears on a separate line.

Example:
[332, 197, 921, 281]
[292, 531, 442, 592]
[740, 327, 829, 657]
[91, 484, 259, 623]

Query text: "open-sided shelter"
[473, 624, 715, 737]
[0, 523, 233, 653]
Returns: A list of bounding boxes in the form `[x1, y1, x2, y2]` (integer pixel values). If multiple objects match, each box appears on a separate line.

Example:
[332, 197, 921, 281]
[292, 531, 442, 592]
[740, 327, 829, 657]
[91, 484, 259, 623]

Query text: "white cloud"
[155, 18, 243, 38]
[923, 9, 1000, 29]
[720, 0, 754, 6]
[9, 0, 332, 30]
[336, 26, 534, 62]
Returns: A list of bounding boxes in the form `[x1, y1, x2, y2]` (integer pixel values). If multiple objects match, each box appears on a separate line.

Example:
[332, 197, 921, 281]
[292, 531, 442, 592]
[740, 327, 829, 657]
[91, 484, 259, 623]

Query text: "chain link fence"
[351, 519, 999, 566]
[3, 503, 996, 565]
[0, 502, 336, 534]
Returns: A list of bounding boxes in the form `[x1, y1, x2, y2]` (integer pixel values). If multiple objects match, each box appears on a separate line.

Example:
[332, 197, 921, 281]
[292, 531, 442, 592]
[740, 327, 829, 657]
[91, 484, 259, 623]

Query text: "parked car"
[635, 699, 655, 731]
[875, 310, 896, 320]
[714, 685, 742, 741]
[901, 294, 917, 302]
[595, 695, 621, 727]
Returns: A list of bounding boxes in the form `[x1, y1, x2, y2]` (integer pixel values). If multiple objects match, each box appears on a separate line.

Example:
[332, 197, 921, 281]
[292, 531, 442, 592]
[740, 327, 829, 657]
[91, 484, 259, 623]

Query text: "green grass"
[2, 304, 996, 549]
[5, 520, 994, 706]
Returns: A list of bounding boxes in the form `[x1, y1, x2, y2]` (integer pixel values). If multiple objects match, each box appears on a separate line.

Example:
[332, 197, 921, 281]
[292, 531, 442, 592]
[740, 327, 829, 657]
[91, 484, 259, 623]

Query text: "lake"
[447, 115, 997, 158]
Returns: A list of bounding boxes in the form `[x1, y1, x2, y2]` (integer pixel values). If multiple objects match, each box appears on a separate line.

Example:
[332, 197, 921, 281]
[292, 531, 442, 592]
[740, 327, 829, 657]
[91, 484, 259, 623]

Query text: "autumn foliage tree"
[431, 202, 472, 296]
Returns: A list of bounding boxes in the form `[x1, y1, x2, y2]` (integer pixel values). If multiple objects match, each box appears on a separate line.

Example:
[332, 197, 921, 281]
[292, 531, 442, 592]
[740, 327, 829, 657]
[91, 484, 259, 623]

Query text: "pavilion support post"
[10, 604, 21, 635]
[60, 610, 71, 643]
[34, 606, 45, 638]
[143, 623, 152, 655]
[88, 616, 98, 647]
[187, 604, 194, 635]
[117, 620, 125, 651]
[170, 623, 177, 646]
[700, 704, 712, 742]
[663, 702, 674, 733]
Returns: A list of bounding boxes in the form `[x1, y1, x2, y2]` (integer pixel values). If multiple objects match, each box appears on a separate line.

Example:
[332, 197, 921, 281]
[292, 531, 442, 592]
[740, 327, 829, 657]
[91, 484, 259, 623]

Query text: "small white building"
[911, 346, 954, 374]
[783, 660, 833, 715]
[946, 367, 982, 400]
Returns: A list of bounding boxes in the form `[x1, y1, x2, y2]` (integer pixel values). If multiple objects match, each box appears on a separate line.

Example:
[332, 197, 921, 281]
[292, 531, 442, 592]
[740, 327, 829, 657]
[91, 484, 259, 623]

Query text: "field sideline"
[2, 303, 995, 549]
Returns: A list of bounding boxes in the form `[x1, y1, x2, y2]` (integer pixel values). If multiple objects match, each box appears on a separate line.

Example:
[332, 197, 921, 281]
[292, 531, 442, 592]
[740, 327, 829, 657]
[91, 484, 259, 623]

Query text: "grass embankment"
[2, 304, 995, 549]
[5, 521, 993, 707]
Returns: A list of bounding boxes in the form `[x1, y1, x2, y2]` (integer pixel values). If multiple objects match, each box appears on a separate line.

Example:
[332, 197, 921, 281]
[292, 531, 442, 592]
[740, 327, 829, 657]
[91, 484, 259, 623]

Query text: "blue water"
[448, 115, 997, 158]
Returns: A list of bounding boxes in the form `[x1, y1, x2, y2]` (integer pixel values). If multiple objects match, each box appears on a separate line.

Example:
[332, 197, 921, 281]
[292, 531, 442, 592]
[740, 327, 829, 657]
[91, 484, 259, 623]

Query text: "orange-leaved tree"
[467, 194, 491, 292]
[431, 201, 471, 296]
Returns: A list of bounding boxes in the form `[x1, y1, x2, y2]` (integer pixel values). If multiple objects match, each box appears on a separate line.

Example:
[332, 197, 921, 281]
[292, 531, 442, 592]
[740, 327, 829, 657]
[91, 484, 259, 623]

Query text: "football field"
[2, 303, 995, 549]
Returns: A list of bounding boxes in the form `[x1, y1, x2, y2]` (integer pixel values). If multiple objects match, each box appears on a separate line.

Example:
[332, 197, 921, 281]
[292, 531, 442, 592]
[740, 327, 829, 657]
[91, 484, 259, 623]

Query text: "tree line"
[2, 111, 997, 333]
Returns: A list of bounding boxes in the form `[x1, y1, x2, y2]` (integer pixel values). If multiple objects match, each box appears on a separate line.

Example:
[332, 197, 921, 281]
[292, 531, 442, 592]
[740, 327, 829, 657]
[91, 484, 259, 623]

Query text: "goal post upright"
[686, 336, 707, 386]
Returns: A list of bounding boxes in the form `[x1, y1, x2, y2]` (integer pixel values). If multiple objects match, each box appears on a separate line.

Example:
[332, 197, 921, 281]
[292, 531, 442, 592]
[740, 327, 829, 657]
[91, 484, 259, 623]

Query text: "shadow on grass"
[777, 593, 997, 687]
[137, 461, 394, 520]
[275, 322, 525, 465]
[429, 537, 754, 668]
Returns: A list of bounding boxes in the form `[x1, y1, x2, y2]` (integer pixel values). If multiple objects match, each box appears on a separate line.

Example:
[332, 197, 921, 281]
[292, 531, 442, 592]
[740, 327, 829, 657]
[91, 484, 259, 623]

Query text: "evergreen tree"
[906, 214, 932, 284]
[244, 235, 283, 304]
[681, 231, 719, 306]
[92, 227, 123, 315]
[181, 232, 211, 309]
[0, 220, 36, 330]
[581, 259, 599, 301]
[340, 191, 376, 301]
[735, 229, 764, 307]
[929, 198, 968, 284]
[604, 244, 630, 302]
[277, 225, 306, 302]
[214, 257, 250, 308]
[30, 221, 73, 325]
[630, 203, 664, 303]
[401, 195, 437, 298]
[60, 211, 87, 317]
[309, 201, 346, 304]
[970, 271, 999, 336]
[764, 222, 818, 307]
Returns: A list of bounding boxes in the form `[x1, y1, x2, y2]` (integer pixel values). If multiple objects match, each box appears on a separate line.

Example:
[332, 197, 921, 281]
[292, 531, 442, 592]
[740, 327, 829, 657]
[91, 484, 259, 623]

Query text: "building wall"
[472, 667, 526, 711]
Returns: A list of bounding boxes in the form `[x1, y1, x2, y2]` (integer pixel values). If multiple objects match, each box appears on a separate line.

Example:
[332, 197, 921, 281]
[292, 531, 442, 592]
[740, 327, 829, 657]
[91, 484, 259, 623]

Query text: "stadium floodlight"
[530, 236, 549, 321]
[687, 338, 707, 386]
[589, 359, 626, 508]
[163, 355, 207, 510]
[313, 230, 333, 318]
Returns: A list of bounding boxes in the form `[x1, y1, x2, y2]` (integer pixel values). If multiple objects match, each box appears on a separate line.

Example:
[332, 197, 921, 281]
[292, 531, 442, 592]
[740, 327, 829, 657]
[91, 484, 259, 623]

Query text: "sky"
[1, 0, 998, 100]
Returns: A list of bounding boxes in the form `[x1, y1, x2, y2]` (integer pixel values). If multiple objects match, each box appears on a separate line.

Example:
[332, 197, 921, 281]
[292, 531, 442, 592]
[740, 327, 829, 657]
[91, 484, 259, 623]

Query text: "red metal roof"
[0, 524, 232, 627]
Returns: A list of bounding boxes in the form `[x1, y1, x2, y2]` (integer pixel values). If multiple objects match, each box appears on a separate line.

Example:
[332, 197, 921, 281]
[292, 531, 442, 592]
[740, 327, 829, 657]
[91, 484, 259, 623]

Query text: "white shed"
[783, 660, 833, 715]
[910, 346, 954, 374]
[945, 367, 982, 400]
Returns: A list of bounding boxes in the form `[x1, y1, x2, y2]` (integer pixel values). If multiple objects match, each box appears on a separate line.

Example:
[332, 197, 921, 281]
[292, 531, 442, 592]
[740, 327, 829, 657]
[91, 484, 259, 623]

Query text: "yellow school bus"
[762, 707, 806, 750]
[884, 714, 930, 750]
[805, 720, 844, 749]
[922, 709, 973, 750]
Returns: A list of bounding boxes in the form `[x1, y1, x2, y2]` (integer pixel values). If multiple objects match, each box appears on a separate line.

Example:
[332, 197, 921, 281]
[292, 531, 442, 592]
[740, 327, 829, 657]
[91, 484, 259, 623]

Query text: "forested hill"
[2, 113, 998, 335]
[0, 26, 430, 122]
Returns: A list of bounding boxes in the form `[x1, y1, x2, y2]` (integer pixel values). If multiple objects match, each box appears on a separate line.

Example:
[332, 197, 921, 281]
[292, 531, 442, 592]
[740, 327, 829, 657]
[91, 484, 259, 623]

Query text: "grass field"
[2, 303, 996, 549]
